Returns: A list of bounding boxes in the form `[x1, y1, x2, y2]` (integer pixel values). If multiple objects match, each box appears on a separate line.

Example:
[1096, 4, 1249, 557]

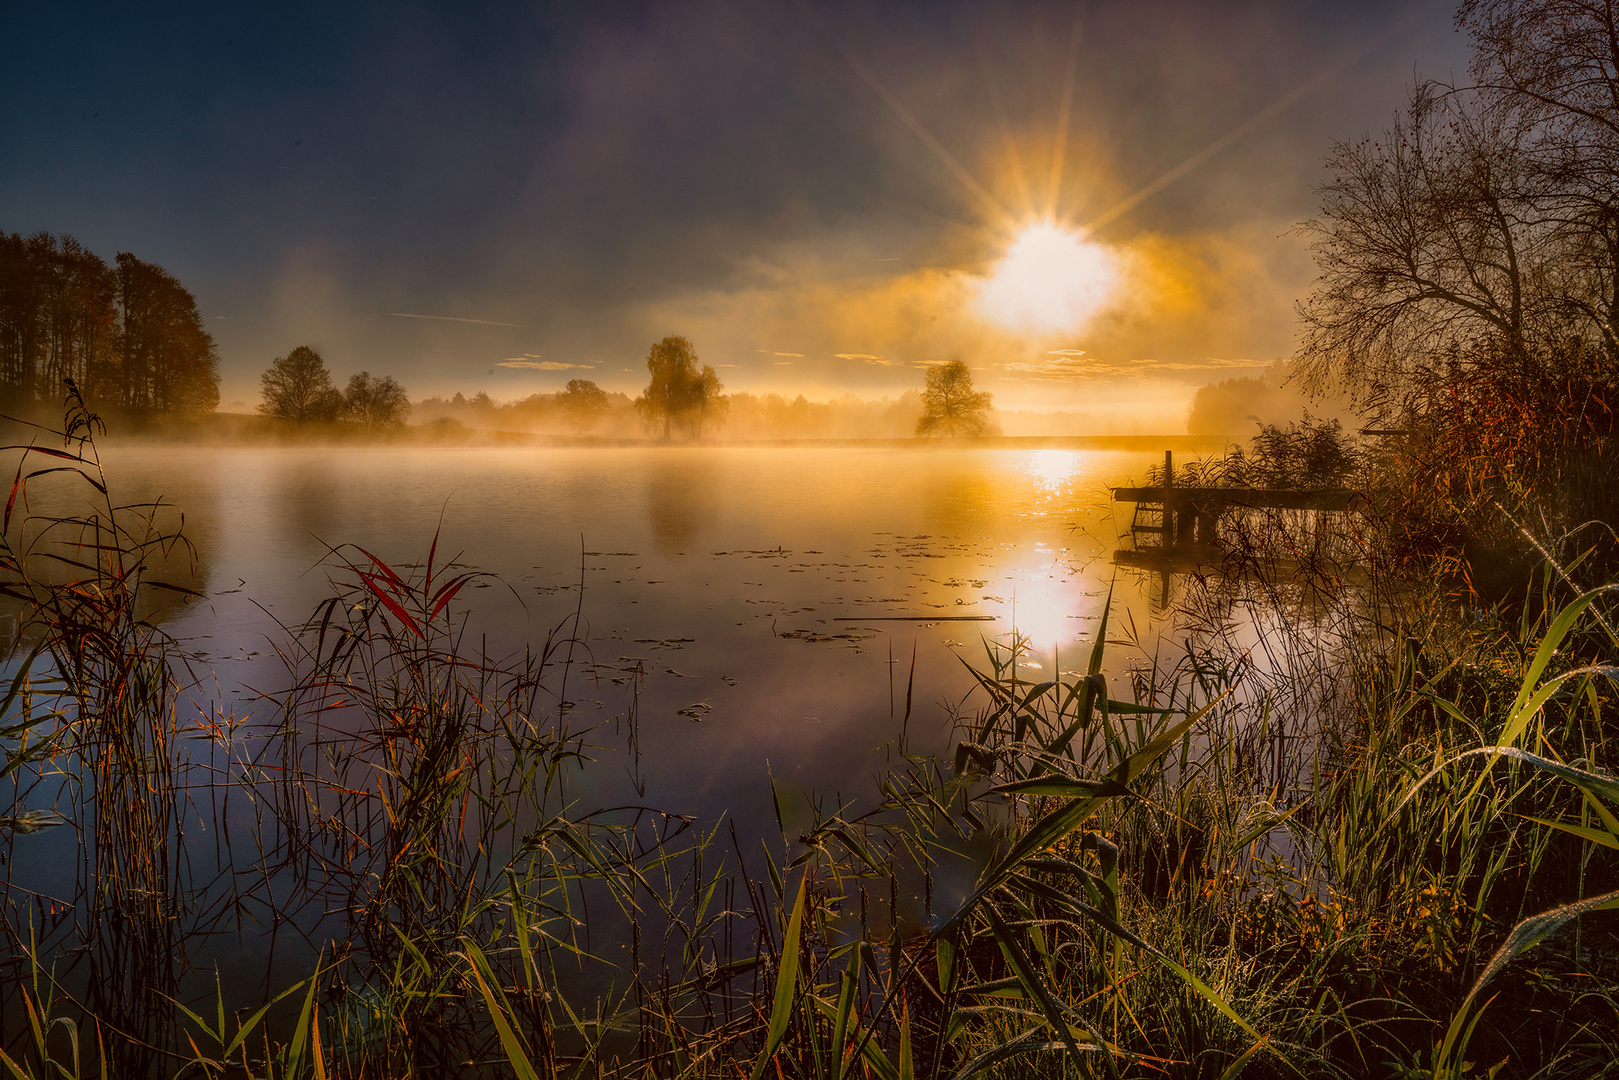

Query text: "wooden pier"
[1114, 451, 1365, 554]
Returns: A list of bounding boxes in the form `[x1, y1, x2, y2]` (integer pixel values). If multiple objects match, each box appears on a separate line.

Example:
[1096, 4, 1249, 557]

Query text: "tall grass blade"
[465, 940, 544, 1080]
[750, 876, 807, 1080]
[984, 904, 1094, 1072]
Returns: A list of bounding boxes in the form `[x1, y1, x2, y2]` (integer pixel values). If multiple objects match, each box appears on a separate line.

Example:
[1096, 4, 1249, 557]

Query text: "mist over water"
[90, 444, 1165, 822]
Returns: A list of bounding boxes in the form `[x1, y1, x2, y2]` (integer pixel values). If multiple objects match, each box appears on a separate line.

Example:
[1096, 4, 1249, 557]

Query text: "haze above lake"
[97, 444, 1164, 823]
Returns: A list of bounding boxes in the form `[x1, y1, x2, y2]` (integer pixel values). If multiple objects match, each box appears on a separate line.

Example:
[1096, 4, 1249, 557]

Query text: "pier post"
[1163, 450, 1174, 547]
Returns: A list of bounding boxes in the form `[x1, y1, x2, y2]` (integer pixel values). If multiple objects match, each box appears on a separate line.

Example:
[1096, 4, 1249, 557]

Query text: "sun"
[977, 221, 1120, 335]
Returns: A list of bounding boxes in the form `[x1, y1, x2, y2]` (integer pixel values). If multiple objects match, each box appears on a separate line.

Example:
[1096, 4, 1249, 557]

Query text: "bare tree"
[1296, 0, 1619, 588]
[259, 346, 342, 421]
[1298, 0, 1619, 419]
[915, 360, 993, 437]
[343, 371, 410, 427]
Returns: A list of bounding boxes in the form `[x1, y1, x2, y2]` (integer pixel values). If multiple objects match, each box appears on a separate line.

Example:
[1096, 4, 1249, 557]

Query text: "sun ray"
[797, 0, 1016, 231]
[1045, 1, 1088, 220]
[977, 39, 1034, 219]
[1080, 10, 1418, 237]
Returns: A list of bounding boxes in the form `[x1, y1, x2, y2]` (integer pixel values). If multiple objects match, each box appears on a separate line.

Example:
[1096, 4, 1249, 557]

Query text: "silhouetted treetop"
[259, 346, 341, 421]
[915, 360, 992, 437]
[343, 371, 409, 427]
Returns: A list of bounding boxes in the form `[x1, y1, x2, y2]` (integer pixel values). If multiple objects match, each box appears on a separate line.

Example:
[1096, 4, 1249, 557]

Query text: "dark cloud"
[2, 0, 1464, 410]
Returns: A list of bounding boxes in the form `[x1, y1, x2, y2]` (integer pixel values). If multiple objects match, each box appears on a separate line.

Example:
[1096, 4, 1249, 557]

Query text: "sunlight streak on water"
[1022, 448, 1088, 493]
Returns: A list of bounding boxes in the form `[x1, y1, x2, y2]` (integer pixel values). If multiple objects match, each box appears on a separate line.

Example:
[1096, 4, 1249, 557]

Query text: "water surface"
[93, 444, 1163, 822]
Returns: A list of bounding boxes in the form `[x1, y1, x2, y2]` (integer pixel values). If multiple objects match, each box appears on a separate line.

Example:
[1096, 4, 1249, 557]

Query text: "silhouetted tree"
[37, 236, 118, 405]
[0, 233, 216, 415]
[1297, 0, 1619, 415]
[0, 233, 41, 403]
[557, 378, 610, 433]
[115, 252, 219, 414]
[635, 336, 725, 440]
[259, 346, 342, 421]
[343, 371, 410, 427]
[0, 233, 117, 406]
[915, 360, 992, 437]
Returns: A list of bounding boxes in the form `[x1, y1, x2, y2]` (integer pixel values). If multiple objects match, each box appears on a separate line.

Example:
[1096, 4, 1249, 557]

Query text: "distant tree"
[915, 360, 993, 437]
[115, 252, 219, 414]
[1186, 366, 1325, 435]
[259, 346, 342, 421]
[635, 336, 726, 440]
[343, 371, 410, 427]
[557, 378, 610, 433]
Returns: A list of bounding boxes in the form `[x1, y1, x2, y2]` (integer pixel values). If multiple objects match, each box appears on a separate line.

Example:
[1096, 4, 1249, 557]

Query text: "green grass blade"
[751, 876, 807, 1080]
[463, 941, 543, 1080]
[1520, 815, 1619, 851]
[1401, 747, 1619, 815]
[1216, 1035, 1271, 1080]
[1457, 886, 1619, 1018]
[984, 905, 1092, 1071]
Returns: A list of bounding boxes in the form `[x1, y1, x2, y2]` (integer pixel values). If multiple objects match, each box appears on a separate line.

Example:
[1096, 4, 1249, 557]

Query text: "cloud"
[995, 352, 1265, 382]
[756, 349, 805, 357]
[1132, 357, 1264, 371]
[497, 359, 593, 370]
[997, 353, 1138, 381]
[631, 220, 1314, 410]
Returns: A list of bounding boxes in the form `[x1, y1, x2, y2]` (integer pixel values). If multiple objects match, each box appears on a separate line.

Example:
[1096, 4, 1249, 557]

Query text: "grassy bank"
[0, 404, 1615, 1079]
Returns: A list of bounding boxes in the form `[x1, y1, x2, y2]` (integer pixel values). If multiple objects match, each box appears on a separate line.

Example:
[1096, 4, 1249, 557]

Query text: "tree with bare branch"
[1297, 0, 1619, 590]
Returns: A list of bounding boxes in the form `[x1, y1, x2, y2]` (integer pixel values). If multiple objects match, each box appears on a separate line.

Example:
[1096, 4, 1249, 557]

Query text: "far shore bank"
[2, 410, 1232, 452]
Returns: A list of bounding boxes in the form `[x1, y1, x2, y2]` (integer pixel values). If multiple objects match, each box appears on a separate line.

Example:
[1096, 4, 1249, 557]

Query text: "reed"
[0, 394, 1614, 1078]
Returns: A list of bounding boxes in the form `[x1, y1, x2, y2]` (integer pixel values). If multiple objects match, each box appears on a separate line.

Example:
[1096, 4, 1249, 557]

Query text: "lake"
[87, 442, 1168, 825]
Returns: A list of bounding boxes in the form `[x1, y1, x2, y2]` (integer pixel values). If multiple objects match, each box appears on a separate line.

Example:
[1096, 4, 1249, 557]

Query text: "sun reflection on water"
[1022, 449, 1087, 493]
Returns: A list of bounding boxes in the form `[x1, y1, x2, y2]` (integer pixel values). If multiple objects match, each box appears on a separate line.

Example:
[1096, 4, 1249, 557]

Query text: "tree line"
[629, 335, 993, 440]
[258, 345, 409, 427]
[0, 231, 219, 415]
[415, 339, 996, 441]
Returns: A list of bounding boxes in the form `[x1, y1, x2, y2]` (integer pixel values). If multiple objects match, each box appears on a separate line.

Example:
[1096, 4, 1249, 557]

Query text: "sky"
[2, 1, 1470, 417]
